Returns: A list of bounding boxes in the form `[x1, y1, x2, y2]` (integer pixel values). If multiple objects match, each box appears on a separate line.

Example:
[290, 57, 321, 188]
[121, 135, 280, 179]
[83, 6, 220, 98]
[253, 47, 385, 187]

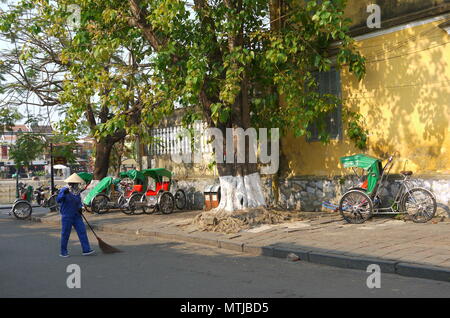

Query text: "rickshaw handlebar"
[382, 154, 395, 171]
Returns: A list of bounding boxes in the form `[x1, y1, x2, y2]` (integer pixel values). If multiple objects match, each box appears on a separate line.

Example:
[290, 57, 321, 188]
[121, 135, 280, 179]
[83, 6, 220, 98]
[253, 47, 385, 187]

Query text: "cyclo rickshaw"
[10, 181, 34, 220]
[137, 168, 187, 214]
[338, 154, 437, 224]
[117, 169, 147, 215]
[82, 171, 145, 214]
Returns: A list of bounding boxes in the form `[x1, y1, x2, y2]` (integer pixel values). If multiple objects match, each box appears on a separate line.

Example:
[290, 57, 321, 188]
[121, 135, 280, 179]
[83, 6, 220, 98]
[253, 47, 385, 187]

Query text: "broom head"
[97, 237, 122, 254]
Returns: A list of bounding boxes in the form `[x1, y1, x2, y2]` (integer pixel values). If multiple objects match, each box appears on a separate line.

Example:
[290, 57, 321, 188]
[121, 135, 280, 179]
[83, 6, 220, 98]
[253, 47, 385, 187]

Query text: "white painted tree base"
[213, 172, 266, 215]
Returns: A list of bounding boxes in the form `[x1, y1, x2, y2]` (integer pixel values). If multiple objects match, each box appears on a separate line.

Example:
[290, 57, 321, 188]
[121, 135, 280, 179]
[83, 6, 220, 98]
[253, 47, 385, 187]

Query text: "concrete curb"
[29, 215, 450, 283]
[395, 263, 450, 282]
[308, 252, 398, 274]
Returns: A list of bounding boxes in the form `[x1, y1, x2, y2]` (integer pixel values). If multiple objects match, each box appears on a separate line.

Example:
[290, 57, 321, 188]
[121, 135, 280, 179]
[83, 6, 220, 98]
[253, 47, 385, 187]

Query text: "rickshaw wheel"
[174, 189, 186, 210]
[159, 192, 175, 214]
[12, 200, 32, 220]
[140, 195, 157, 214]
[118, 194, 133, 215]
[339, 189, 373, 224]
[128, 193, 144, 215]
[83, 203, 92, 213]
[348, 187, 381, 209]
[91, 194, 109, 214]
[400, 188, 436, 223]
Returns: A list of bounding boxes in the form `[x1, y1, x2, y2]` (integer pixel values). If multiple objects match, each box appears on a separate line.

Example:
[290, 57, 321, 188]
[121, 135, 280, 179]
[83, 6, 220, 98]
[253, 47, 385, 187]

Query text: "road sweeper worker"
[56, 173, 95, 258]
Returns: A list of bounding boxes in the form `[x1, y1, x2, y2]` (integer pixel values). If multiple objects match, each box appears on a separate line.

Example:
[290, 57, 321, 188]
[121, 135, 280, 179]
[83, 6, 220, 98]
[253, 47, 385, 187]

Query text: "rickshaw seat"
[133, 184, 143, 192]
[161, 181, 170, 191]
[145, 181, 170, 196]
[400, 171, 413, 176]
[146, 190, 158, 196]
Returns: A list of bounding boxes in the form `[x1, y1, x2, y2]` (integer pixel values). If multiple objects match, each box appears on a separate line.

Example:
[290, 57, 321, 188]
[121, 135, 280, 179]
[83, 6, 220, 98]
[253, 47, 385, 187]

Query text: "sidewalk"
[30, 209, 450, 282]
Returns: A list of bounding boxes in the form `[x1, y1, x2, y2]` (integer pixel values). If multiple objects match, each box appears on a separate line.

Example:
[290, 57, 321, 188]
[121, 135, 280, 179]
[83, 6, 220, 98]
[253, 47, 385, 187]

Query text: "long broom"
[79, 212, 122, 254]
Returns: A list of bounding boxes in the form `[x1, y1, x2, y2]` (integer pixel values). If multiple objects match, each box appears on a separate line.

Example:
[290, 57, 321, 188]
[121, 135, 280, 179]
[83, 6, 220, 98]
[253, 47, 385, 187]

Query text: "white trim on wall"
[353, 13, 450, 41]
[331, 13, 450, 47]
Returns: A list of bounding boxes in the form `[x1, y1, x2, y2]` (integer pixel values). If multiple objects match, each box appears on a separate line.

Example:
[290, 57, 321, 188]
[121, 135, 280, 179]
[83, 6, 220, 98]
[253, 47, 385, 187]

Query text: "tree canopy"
[8, 133, 45, 169]
[0, 0, 367, 178]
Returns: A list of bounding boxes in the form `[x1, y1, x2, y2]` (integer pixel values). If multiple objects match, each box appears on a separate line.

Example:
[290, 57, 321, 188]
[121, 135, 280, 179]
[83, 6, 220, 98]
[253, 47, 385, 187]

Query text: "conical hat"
[64, 173, 85, 184]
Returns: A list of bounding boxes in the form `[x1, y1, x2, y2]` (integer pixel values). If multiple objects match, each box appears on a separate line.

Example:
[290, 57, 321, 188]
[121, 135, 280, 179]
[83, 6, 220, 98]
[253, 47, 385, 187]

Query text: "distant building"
[71, 137, 95, 173]
[0, 125, 53, 177]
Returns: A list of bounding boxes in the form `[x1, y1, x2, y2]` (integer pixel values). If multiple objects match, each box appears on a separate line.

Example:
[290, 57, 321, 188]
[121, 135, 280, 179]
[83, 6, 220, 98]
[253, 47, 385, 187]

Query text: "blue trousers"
[61, 215, 91, 255]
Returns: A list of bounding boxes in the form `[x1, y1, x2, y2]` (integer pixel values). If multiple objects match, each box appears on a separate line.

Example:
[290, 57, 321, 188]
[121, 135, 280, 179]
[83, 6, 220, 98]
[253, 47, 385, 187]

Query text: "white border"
[353, 13, 450, 41]
[331, 13, 450, 47]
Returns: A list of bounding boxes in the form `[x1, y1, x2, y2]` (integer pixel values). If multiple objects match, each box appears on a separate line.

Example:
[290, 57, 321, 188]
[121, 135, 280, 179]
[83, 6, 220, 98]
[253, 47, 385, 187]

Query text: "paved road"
[1, 215, 450, 298]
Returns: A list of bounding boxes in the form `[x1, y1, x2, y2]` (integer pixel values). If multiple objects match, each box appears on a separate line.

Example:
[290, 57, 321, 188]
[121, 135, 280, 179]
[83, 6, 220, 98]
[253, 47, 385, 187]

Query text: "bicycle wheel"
[91, 194, 110, 214]
[12, 200, 32, 220]
[174, 189, 186, 210]
[159, 192, 175, 214]
[128, 193, 145, 215]
[401, 188, 436, 223]
[47, 194, 59, 212]
[339, 189, 373, 224]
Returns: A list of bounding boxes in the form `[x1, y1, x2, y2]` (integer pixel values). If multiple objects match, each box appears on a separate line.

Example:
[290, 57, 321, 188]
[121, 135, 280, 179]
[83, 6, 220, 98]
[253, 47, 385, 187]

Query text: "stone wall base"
[175, 175, 450, 217]
[262, 176, 450, 213]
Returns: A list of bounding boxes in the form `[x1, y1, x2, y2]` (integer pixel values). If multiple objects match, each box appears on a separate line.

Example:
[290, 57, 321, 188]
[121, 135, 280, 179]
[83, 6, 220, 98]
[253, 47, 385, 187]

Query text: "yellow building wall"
[282, 19, 450, 178]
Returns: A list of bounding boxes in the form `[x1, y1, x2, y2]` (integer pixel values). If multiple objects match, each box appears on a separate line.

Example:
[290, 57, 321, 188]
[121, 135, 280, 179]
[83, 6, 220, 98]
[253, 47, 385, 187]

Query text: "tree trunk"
[116, 139, 125, 177]
[212, 123, 266, 215]
[93, 138, 114, 180]
[215, 170, 266, 214]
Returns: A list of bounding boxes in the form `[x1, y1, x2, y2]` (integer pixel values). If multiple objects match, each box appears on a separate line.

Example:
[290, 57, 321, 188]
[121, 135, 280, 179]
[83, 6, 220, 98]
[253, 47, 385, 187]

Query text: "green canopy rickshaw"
[139, 168, 187, 214]
[337, 154, 437, 224]
[119, 170, 146, 187]
[82, 171, 144, 214]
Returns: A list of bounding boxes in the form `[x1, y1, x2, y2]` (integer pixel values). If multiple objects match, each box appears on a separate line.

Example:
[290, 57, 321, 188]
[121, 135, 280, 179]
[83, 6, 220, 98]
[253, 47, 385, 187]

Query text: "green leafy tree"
[9, 133, 45, 172]
[1, 0, 366, 212]
[0, 0, 161, 179]
[124, 0, 366, 212]
[0, 108, 22, 132]
[49, 134, 78, 165]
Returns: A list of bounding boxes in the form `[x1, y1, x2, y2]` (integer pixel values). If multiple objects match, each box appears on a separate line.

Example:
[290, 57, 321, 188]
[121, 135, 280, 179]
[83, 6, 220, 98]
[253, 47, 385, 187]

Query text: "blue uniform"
[56, 187, 91, 255]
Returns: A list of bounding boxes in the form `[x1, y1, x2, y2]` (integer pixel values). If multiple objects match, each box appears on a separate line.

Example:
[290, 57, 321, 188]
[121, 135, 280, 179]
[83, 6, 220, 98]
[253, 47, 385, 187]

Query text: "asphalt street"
[1, 212, 450, 298]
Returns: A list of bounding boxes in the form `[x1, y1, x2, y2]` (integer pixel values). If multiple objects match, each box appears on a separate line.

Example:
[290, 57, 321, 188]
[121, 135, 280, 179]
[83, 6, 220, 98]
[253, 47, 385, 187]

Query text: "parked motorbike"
[34, 185, 59, 211]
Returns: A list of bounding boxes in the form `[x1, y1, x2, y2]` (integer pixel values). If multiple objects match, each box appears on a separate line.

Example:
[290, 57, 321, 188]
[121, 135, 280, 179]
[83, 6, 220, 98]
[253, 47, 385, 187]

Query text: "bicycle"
[339, 154, 437, 224]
